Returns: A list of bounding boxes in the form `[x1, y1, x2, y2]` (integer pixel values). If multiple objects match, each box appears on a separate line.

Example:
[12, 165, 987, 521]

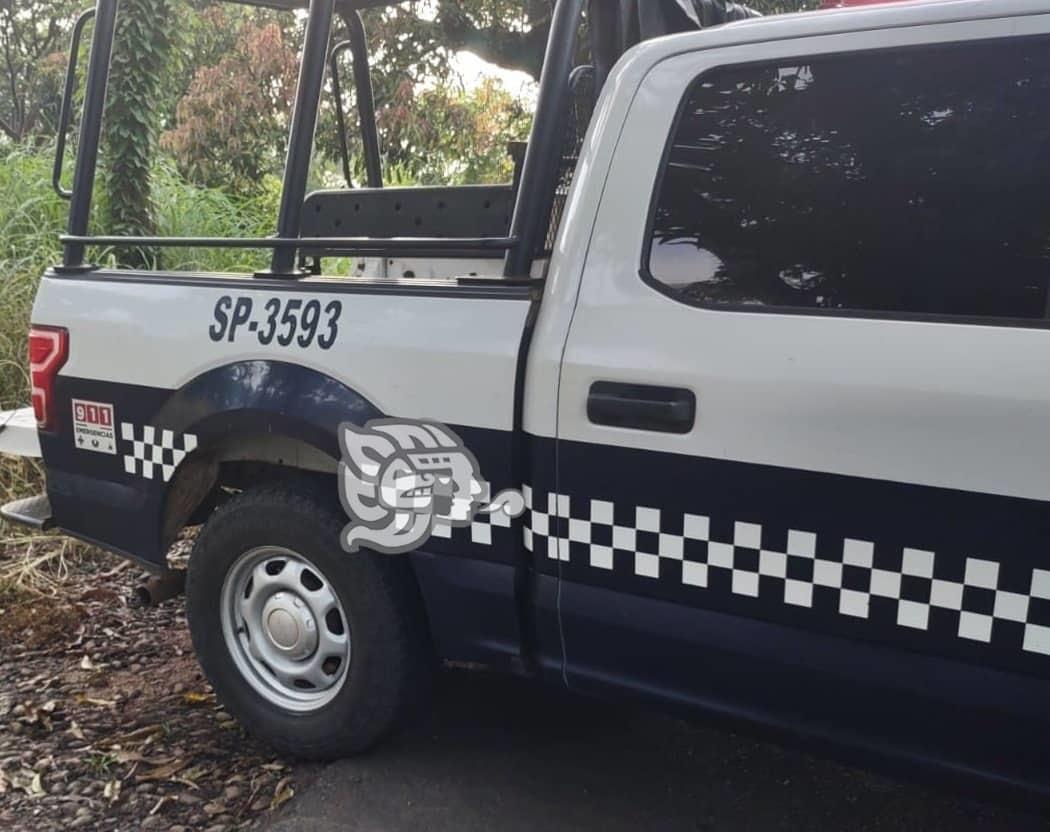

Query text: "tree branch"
[431, 5, 551, 79]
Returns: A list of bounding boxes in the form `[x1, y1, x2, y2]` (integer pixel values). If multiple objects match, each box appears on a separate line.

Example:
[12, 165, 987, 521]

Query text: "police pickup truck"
[6, 0, 1050, 793]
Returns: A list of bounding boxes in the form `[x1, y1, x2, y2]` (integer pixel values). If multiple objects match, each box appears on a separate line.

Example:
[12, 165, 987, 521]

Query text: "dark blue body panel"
[43, 362, 382, 567]
[36, 361, 1050, 795]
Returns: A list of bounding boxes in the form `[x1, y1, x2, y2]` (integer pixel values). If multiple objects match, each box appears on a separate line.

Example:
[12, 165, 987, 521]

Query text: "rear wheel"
[186, 482, 431, 759]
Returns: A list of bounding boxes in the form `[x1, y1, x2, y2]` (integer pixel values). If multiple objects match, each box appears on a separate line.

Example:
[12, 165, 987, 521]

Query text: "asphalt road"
[268, 669, 1050, 832]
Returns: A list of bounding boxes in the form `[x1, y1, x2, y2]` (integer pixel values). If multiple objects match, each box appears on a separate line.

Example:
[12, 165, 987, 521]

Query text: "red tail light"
[29, 326, 69, 430]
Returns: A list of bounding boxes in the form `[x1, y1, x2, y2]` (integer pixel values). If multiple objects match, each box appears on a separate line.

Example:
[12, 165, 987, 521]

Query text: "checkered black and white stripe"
[120, 423, 198, 482]
[521, 486, 1050, 658]
[431, 501, 514, 545]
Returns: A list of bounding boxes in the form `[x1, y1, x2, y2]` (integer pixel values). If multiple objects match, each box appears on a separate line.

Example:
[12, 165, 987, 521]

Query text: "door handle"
[587, 382, 696, 433]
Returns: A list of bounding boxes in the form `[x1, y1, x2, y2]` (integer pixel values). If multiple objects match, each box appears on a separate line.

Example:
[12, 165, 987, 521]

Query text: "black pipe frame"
[61, 0, 117, 270]
[503, 0, 587, 277]
[332, 9, 383, 188]
[55, 0, 595, 276]
[61, 234, 517, 253]
[268, 0, 337, 275]
[329, 40, 356, 187]
[53, 8, 96, 200]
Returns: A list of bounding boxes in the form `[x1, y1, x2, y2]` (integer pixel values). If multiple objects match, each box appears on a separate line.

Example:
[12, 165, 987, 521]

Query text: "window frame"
[637, 33, 1050, 330]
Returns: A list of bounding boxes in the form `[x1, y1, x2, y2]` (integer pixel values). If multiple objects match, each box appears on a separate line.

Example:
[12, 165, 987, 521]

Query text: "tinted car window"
[647, 38, 1050, 320]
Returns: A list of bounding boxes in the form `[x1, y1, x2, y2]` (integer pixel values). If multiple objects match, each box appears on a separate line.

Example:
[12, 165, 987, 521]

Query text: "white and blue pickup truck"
[6, 0, 1050, 793]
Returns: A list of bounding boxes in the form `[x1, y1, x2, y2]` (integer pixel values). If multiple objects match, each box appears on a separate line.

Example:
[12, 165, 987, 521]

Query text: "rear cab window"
[645, 37, 1050, 323]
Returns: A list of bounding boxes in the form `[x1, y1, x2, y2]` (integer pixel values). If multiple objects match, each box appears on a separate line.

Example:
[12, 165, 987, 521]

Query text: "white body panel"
[0, 407, 41, 457]
[32, 275, 528, 431]
[348, 256, 547, 280]
[556, 4, 1050, 501]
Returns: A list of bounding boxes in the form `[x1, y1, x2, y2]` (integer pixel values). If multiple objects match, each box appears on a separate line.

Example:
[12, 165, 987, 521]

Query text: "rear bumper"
[1, 494, 52, 529]
[0, 408, 49, 529]
[0, 407, 40, 457]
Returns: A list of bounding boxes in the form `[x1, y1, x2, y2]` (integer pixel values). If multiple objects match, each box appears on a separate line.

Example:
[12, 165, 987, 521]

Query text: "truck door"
[551, 14, 1050, 721]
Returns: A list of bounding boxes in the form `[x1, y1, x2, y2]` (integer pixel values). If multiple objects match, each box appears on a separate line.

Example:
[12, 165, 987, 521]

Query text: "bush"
[0, 145, 281, 506]
[0, 146, 66, 411]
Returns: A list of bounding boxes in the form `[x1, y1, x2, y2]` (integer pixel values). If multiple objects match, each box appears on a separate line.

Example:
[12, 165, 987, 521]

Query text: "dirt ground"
[5, 538, 1050, 832]
[0, 539, 298, 832]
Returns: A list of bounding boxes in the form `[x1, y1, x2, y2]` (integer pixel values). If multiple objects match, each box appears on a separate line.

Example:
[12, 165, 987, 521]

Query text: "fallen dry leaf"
[115, 723, 164, 743]
[0, 532, 302, 831]
[203, 800, 226, 816]
[75, 694, 116, 708]
[103, 778, 121, 804]
[270, 776, 294, 811]
[137, 758, 189, 782]
[178, 764, 209, 784]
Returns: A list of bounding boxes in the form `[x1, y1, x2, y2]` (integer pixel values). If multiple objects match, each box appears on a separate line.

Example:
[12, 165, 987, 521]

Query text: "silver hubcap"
[220, 546, 350, 712]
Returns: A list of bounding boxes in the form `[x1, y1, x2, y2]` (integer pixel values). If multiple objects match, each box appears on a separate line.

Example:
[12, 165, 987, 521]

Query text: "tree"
[0, 0, 81, 143]
[368, 0, 820, 85]
[163, 4, 532, 190]
[103, 0, 178, 265]
[376, 76, 530, 184]
[160, 11, 298, 192]
[417, 0, 552, 80]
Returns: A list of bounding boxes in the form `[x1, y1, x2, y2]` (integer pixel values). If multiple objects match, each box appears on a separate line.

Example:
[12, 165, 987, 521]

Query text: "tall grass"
[0, 145, 279, 519]
[0, 148, 67, 412]
[151, 160, 282, 273]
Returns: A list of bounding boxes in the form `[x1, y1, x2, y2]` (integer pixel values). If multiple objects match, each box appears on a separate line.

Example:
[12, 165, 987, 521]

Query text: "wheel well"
[160, 430, 437, 664]
[160, 432, 338, 548]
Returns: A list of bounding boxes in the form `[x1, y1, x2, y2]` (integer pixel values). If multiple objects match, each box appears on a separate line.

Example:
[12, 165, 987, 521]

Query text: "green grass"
[0, 147, 67, 413]
[0, 145, 286, 587]
[0, 146, 279, 520]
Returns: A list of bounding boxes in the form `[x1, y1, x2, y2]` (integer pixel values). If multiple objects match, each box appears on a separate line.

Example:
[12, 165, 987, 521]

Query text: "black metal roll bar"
[329, 40, 355, 188]
[53, 8, 95, 200]
[502, 0, 587, 276]
[59, 234, 517, 254]
[56, 0, 755, 278]
[61, 0, 116, 270]
[267, 0, 336, 275]
[330, 9, 383, 188]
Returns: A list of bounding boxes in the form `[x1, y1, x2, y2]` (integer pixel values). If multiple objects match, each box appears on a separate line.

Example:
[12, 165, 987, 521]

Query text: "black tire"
[185, 481, 432, 759]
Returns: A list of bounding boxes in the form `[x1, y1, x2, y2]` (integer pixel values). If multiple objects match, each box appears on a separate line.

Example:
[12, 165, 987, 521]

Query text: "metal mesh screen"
[541, 66, 596, 255]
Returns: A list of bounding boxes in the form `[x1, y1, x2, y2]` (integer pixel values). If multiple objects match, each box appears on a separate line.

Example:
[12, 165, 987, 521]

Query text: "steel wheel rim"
[220, 546, 351, 712]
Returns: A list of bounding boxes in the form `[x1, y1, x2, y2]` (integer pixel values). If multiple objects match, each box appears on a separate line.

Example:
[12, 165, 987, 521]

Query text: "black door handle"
[587, 382, 696, 433]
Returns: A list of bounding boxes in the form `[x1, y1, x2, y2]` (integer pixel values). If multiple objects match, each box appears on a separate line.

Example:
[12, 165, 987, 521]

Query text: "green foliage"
[377, 77, 530, 184]
[104, 0, 178, 266]
[0, 144, 280, 415]
[0, 0, 83, 143]
[161, 10, 298, 192]
[365, 0, 552, 81]
[150, 160, 281, 272]
[0, 147, 63, 416]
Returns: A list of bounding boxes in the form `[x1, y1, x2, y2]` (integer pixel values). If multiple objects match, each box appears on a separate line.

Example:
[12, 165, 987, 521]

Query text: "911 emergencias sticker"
[72, 399, 116, 455]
